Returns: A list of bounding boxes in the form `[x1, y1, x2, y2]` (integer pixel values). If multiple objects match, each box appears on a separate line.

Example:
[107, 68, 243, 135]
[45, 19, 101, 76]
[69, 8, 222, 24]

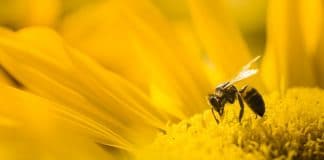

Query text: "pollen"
[136, 88, 324, 160]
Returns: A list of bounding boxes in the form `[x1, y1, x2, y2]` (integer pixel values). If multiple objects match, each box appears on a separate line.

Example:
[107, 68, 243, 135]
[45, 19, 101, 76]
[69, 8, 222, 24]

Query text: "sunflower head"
[137, 88, 324, 160]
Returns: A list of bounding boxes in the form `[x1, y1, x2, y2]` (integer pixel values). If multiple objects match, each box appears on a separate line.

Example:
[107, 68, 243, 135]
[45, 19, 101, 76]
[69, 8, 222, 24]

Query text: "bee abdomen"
[240, 86, 265, 116]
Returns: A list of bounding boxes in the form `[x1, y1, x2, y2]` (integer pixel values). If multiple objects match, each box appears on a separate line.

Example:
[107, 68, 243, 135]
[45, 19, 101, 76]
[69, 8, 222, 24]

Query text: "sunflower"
[0, 0, 323, 159]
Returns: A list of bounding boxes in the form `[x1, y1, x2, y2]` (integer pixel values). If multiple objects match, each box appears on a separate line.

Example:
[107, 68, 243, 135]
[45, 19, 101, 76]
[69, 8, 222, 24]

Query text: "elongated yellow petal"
[151, 0, 189, 20]
[0, 85, 117, 159]
[187, 0, 252, 79]
[315, 2, 324, 88]
[0, 0, 60, 28]
[0, 64, 12, 86]
[0, 28, 127, 137]
[60, 1, 149, 91]
[0, 66, 23, 87]
[225, 0, 266, 35]
[24, 0, 61, 26]
[315, 50, 324, 88]
[121, 0, 212, 116]
[299, 0, 322, 55]
[0, 28, 20, 86]
[0, 130, 116, 160]
[0, 116, 16, 128]
[0, 27, 169, 147]
[171, 21, 221, 91]
[261, 0, 316, 92]
[66, 47, 167, 127]
[60, 0, 213, 119]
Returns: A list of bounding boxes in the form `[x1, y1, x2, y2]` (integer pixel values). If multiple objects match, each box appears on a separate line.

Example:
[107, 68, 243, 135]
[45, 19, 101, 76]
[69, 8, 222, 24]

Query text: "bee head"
[208, 94, 224, 116]
[215, 82, 230, 97]
[215, 87, 224, 97]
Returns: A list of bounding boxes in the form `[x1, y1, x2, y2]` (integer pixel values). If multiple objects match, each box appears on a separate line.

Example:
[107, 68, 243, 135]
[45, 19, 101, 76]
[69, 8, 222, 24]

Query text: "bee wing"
[227, 69, 258, 85]
[241, 55, 261, 71]
[224, 56, 261, 88]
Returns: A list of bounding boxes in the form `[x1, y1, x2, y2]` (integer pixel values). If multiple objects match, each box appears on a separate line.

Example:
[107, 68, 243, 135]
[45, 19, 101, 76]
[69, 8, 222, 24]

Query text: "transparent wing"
[224, 56, 261, 87]
[228, 69, 258, 85]
[241, 55, 261, 71]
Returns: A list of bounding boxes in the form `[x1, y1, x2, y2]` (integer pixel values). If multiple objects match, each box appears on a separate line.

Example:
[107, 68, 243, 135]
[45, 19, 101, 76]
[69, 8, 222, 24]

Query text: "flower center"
[136, 88, 324, 160]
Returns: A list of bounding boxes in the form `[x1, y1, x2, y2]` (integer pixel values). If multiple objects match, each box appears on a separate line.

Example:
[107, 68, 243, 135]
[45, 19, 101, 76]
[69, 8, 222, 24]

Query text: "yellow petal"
[123, 0, 213, 116]
[225, 0, 267, 35]
[299, 0, 322, 55]
[0, 28, 20, 86]
[0, 27, 171, 147]
[261, 0, 316, 92]
[225, 0, 267, 56]
[171, 21, 220, 89]
[60, 1, 149, 91]
[315, 50, 324, 88]
[0, 0, 60, 28]
[187, 0, 253, 79]
[0, 66, 23, 87]
[0, 116, 16, 128]
[62, 0, 104, 14]
[0, 130, 116, 160]
[0, 83, 131, 153]
[60, 0, 213, 119]
[0, 0, 25, 27]
[24, 0, 61, 26]
[315, 2, 324, 88]
[151, 0, 189, 20]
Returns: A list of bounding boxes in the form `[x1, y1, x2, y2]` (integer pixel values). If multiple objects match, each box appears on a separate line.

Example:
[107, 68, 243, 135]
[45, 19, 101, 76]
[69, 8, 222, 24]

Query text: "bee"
[207, 56, 265, 123]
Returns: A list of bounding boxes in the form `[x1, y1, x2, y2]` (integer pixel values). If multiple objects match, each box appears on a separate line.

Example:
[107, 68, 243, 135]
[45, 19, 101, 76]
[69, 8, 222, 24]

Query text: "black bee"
[207, 56, 265, 123]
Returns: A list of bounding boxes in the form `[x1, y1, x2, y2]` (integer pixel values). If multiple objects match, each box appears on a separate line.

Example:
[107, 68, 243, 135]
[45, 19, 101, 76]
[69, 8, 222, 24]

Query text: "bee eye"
[208, 95, 218, 106]
[209, 97, 216, 103]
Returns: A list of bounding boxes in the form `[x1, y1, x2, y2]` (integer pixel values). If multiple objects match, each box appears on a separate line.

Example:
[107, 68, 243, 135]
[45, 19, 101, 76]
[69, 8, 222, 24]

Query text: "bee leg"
[211, 108, 220, 124]
[237, 93, 245, 123]
[239, 85, 248, 94]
